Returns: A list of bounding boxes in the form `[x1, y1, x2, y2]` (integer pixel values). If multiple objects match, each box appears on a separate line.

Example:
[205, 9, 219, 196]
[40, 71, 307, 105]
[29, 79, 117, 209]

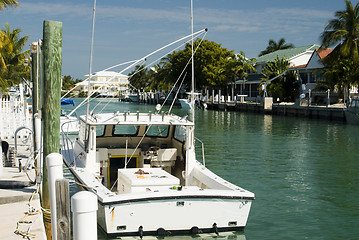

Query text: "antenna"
[191, 0, 195, 123]
[87, 0, 97, 120]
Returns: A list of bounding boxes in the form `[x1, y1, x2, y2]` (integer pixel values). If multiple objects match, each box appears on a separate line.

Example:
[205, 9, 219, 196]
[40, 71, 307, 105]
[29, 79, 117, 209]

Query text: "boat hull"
[179, 99, 192, 109]
[345, 110, 359, 125]
[97, 196, 252, 237]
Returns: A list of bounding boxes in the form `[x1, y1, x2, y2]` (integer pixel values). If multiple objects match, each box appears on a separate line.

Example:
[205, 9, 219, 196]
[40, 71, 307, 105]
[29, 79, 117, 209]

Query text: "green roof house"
[231, 45, 320, 100]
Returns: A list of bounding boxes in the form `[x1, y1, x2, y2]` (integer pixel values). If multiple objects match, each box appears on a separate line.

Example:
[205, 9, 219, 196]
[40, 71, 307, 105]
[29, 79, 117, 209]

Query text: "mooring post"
[30, 41, 42, 181]
[56, 179, 70, 240]
[71, 191, 98, 240]
[46, 153, 64, 240]
[42, 20, 63, 240]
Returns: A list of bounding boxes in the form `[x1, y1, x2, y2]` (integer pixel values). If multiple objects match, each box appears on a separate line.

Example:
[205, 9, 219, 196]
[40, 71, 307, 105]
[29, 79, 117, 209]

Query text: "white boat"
[179, 92, 207, 110]
[345, 96, 359, 125]
[61, 110, 254, 237]
[178, 98, 192, 109]
[60, 114, 79, 133]
[60, 99, 80, 133]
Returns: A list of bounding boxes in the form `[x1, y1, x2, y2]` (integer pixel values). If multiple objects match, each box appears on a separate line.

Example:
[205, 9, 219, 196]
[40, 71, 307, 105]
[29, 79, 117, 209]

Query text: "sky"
[0, 0, 353, 79]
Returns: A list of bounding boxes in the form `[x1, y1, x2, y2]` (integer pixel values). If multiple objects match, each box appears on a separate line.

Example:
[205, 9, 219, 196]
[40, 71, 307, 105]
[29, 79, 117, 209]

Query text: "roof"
[254, 44, 320, 64]
[305, 48, 333, 69]
[288, 64, 306, 70]
[316, 49, 333, 59]
[84, 70, 128, 78]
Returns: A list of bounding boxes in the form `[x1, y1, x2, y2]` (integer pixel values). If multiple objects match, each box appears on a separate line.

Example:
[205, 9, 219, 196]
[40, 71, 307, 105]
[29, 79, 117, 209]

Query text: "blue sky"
[0, 0, 352, 79]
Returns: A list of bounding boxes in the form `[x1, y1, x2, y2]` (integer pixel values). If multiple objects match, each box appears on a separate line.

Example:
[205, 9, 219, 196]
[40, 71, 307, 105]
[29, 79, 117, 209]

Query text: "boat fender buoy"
[190, 226, 200, 234]
[213, 223, 219, 235]
[138, 226, 143, 239]
[157, 227, 166, 236]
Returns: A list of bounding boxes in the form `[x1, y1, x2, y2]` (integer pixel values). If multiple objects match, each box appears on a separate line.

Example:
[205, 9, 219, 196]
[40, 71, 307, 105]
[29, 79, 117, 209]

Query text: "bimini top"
[79, 111, 194, 126]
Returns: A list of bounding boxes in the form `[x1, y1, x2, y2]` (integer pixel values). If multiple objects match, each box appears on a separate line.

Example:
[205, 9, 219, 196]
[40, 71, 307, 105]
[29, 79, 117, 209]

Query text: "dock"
[206, 101, 346, 122]
[0, 139, 46, 240]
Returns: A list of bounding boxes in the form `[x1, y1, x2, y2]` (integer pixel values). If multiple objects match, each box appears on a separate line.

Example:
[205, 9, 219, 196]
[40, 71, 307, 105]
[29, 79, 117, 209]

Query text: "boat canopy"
[61, 98, 75, 106]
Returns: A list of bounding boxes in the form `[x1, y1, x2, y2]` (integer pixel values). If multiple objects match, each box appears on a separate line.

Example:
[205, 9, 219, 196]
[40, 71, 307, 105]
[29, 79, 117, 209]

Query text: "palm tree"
[258, 38, 295, 57]
[320, 0, 359, 104]
[321, 0, 359, 61]
[0, 0, 20, 10]
[0, 23, 29, 91]
[261, 57, 298, 102]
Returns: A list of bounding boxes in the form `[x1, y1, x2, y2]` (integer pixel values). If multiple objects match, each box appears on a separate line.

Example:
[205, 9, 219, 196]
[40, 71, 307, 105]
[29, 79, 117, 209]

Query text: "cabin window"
[78, 122, 87, 145]
[174, 125, 186, 142]
[113, 125, 139, 136]
[96, 125, 105, 137]
[145, 125, 169, 138]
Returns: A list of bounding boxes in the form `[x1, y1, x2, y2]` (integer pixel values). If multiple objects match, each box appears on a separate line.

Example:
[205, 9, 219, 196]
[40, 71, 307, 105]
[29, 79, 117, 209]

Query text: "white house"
[232, 45, 320, 99]
[77, 71, 129, 97]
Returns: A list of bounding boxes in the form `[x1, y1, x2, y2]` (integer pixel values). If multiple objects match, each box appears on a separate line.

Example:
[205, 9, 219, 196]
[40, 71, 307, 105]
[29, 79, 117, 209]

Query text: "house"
[231, 45, 320, 100]
[293, 48, 334, 92]
[76, 70, 129, 97]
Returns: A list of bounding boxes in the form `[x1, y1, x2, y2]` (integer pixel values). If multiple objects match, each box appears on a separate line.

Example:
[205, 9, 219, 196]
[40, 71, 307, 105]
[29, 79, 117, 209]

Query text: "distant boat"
[179, 92, 207, 110]
[345, 96, 359, 125]
[61, 98, 75, 106]
[60, 98, 79, 133]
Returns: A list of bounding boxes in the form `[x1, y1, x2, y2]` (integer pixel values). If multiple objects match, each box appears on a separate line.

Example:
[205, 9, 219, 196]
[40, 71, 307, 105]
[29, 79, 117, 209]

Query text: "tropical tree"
[261, 57, 298, 102]
[259, 38, 295, 57]
[158, 39, 237, 90]
[0, 0, 20, 10]
[225, 51, 256, 82]
[0, 24, 30, 91]
[323, 58, 359, 103]
[128, 64, 149, 90]
[320, 0, 359, 103]
[321, 0, 359, 62]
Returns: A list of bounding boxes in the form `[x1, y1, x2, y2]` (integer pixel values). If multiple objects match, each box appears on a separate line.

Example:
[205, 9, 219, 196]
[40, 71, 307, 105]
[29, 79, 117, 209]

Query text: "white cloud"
[16, 2, 332, 36]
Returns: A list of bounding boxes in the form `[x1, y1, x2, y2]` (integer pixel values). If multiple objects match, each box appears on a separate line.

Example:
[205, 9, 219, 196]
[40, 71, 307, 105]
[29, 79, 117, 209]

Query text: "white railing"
[0, 96, 31, 139]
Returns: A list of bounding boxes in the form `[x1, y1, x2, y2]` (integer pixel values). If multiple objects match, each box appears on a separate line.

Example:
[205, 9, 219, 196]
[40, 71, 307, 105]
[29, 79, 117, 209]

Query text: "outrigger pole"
[67, 28, 207, 118]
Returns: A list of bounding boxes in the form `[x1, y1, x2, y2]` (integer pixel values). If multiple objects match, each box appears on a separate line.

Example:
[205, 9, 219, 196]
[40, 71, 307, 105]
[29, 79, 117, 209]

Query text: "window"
[96, 125, 105, 137]
[146, 125, 169, 137]
[113, 125, 138, 136]
[174, 125, 186, 142]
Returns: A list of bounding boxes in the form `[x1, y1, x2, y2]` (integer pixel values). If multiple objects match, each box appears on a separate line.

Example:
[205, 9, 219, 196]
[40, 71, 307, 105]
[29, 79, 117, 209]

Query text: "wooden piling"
[56, 179, 70, 240]
[42, 20, 63, 240]
[30, 42, 41, 177]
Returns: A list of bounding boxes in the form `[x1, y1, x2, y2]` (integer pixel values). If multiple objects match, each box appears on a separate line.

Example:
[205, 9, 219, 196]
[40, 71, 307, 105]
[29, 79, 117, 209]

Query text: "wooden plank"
[55, 179, 70, 240]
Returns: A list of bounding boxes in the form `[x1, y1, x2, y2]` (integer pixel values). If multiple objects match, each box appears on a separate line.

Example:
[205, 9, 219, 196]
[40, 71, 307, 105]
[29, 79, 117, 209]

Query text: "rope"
[14, 191, 43, 239]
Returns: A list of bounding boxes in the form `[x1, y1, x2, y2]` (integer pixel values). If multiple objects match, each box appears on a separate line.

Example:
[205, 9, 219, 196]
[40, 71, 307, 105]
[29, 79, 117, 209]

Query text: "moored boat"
[61, 110, 254, 237]
[345, 96, 359, 125]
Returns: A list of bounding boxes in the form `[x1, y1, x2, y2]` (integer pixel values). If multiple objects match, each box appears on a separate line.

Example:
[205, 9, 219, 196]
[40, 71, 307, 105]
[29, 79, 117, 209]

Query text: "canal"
[62, 98, 359, 239]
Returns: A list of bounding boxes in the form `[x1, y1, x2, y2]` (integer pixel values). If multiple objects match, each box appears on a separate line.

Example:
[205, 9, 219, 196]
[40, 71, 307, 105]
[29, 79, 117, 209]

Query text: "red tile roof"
[316, 49, 333, 59]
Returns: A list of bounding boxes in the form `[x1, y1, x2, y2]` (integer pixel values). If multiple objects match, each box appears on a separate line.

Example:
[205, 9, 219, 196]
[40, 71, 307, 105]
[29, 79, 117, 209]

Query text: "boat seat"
[151, 148, 177, 167]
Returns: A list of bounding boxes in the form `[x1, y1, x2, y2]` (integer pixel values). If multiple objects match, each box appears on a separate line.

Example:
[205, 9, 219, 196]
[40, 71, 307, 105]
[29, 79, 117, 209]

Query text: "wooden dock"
[206, 101, 346, 122]
[0, 139, 46, 240]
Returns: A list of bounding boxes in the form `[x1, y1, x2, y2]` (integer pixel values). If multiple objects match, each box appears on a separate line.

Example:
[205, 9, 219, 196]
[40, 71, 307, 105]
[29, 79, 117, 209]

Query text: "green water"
[63, 99, 359, 239]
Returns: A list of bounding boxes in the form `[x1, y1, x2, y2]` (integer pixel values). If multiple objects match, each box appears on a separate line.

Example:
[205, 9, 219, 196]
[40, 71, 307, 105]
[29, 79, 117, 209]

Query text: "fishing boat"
[61, 108, 254, 237]
[345, 96, 359, 125]
[61, 1, 254, 237]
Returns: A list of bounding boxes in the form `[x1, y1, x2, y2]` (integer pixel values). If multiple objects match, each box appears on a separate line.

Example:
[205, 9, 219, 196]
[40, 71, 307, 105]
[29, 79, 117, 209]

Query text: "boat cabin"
[73, 111, 195, 192]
